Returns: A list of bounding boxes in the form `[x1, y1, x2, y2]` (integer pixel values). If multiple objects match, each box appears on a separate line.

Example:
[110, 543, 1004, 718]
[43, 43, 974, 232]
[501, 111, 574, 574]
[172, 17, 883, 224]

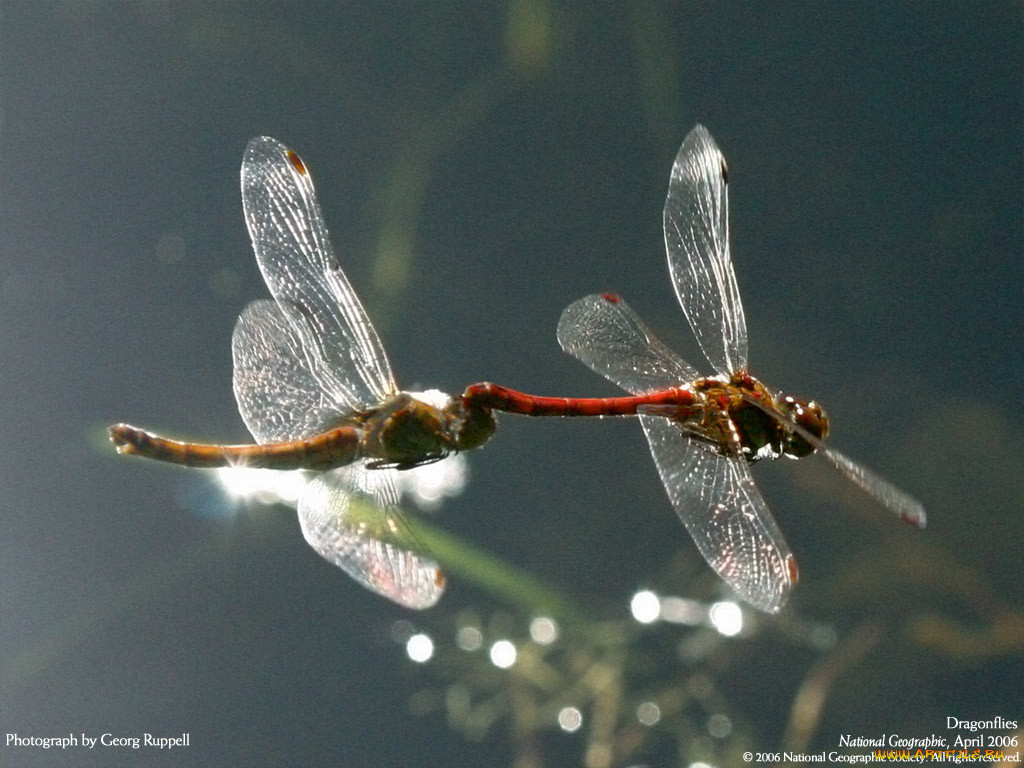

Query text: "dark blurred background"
[1, 2, 1021, 766]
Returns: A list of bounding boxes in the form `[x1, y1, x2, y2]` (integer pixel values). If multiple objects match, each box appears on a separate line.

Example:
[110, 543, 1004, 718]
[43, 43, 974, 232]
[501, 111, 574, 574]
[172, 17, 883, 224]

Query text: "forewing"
[232, 300, 349, 443]
[640, 414, 796, 613]
[241, 136, 396, 410]
[297, 469, 444, 610]
[557, 293, 700, 395]
[663, 125, 748, 376]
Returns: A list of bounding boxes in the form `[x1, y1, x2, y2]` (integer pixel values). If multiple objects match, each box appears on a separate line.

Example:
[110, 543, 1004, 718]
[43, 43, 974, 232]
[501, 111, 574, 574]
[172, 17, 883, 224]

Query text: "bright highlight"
[406, 633, 435, 663]
[215, 466, 307, 505]
[529, 616, 558, 644]
[709, 601, 743, 636]
[557, 707, 582, 732]
[630, 590, 661, 624]
[489, 640, 517, 668]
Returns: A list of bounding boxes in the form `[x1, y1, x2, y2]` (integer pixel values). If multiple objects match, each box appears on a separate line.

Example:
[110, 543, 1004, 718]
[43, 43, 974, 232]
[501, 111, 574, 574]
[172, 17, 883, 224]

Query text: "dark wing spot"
[286, 149, 308, 175]
[785, 554, 800, 585]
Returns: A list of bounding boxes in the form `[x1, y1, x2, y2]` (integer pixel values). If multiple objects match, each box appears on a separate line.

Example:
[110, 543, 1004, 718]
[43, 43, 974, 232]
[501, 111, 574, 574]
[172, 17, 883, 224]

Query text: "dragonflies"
[111, 137, 496, 608]
[464, 125, 926, 613]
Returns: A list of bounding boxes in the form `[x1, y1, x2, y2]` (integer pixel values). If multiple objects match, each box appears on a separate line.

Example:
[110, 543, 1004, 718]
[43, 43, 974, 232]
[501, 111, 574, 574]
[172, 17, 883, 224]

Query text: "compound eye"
[779, 395, 829, 458]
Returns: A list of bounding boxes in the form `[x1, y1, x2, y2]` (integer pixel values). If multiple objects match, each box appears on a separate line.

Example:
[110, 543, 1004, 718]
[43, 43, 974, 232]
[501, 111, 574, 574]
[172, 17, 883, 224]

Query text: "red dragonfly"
[111, 137, 495, 609]
[464, 125, 926, 613]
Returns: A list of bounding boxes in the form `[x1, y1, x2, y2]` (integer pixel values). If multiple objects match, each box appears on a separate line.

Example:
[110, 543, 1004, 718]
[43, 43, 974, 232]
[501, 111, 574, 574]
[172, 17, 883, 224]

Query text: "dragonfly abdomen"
[108, 423, 362, 470]
[462, 382, 698, 417]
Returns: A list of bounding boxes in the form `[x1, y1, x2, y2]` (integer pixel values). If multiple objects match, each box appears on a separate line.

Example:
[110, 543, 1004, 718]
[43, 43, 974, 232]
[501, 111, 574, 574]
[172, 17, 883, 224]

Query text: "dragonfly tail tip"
[108, 423, 141, 455]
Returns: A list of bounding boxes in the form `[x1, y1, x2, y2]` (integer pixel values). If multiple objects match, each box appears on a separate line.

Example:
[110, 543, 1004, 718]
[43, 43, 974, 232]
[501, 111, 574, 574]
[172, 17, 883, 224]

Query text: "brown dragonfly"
[111, 137, 495, 608]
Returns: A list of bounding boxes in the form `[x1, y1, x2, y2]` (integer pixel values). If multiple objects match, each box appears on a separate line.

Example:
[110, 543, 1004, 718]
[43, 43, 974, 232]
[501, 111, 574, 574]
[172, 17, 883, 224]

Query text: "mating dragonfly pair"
[110, 126, 925, 614]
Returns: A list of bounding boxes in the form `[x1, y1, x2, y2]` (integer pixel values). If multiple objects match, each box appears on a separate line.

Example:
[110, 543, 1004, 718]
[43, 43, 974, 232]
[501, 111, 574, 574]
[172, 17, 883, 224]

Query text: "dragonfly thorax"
[359, 392, 497, 469]
[359, 393, 458, 468]
[690, 374, 828, 463]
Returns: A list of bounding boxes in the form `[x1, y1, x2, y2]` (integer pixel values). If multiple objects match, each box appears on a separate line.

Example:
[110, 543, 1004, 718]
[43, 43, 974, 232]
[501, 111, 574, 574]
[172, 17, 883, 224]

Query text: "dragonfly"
[110, 137, 496, 609]
[463, 125, 926, 613]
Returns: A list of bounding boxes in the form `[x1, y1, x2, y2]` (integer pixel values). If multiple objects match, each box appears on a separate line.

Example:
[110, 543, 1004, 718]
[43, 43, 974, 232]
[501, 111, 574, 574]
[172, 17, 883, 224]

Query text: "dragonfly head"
[446, 398, 497, 452]
[777, 394, 829, 458]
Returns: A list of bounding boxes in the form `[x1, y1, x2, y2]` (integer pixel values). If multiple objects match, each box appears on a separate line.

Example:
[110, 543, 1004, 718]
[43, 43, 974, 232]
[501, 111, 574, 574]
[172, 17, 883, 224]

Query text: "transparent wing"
[297, 469, 444, 610]
[232, 299, 350, 443]
[557, 293, 700, 395]
[663, 125, 748, 377]
[821, 447, 927, 528]
[640, 414, 796, 613]
[241, 136, 396, 411]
